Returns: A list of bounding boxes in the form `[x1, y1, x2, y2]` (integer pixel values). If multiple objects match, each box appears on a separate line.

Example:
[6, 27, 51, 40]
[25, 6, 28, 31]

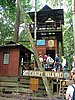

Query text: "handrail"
[29, 21, 62, 31]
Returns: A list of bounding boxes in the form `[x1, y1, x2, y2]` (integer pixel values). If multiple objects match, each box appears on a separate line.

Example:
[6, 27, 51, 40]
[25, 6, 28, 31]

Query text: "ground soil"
[0, 93, 63, 100]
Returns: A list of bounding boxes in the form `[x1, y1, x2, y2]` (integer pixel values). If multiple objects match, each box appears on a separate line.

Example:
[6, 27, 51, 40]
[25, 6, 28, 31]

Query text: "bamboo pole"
[34, 0, 37, 41]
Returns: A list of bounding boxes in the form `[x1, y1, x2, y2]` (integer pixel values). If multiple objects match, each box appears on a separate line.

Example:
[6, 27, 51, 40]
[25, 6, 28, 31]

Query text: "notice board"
[30, 78, 39, 91]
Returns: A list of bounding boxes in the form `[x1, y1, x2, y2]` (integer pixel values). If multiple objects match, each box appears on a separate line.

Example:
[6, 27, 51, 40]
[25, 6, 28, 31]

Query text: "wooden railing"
[29, 21, 62, 32]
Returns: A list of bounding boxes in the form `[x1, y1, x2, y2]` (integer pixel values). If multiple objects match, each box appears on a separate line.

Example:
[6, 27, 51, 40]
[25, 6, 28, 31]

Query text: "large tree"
[0, 0, 16, 44]
[72, 0, 75, 53]
[13, 0, 20, 43]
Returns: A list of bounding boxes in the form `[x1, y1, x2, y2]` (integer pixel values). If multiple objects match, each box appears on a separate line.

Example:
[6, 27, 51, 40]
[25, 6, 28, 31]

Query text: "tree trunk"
[20, 1, 52, 98]
[72, 0, 75, 53]
[13, 0, 20, 43]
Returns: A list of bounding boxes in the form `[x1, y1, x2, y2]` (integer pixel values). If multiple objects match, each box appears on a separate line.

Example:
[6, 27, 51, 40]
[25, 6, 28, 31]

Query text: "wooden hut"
[28, 5, 64, 60]
[0, 41, 33, 76]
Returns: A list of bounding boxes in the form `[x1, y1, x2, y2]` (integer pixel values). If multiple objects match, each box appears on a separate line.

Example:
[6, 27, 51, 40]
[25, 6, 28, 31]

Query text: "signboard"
[64, 72, 69, 79]
[30, 78, 39, 91]
[61, 80, 67, 87]
[60, 80, 71, 87]
[48, 40, 54, 47]
[36, 40, 45, 46]
[23, 70, 64, 78]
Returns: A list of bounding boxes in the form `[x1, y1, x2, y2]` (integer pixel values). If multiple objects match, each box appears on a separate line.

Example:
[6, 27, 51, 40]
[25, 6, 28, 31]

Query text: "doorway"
[46, 49, 55, 60]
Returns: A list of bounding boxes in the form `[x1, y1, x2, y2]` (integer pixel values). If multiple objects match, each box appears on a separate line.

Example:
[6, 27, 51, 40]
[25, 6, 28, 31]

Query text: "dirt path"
[0, 93, 27, 100]
[0, 97, 18, 100]
[0, 93, 63, 100]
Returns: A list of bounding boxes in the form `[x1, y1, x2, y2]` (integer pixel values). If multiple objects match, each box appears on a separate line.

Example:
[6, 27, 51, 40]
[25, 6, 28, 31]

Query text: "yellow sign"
[48, 40, 54, 47]
[30, 78, 39, 91]
[61, 80, 66, 87]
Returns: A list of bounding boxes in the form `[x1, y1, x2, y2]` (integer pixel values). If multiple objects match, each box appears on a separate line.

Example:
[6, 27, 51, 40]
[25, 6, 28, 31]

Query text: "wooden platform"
[0, 71, 67, 99]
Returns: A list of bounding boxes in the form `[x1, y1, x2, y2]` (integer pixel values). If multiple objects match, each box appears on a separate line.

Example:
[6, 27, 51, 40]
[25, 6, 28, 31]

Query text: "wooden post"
[61, 39, 64, 56]
[34, 0, 37, 40]
[57, 78, 59, 95]
[51, 79, 53, 96]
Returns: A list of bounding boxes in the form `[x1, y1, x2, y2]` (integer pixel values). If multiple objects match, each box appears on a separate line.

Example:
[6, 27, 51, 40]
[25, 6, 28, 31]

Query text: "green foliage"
[45, 0, 63, 8]
[21, 0, 32, 12]
[0, 0, 16, 18]
[0, 0, 31, 45]
[19, 31, 32, 50]
[0, 16, 14, 44]
[0, 0, 16, 45]
[63, 0, 74, 64]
